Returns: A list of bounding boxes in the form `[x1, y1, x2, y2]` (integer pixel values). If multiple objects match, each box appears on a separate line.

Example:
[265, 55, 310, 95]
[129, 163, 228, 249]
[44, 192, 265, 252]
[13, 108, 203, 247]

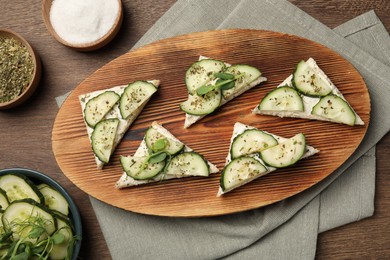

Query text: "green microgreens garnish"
[196, 72, 245, 96]
[0, 212, 79, 260]
[148, 152, 167, 164]
[218, 79, 235, 91]
[160, 154, 172, 182]
[214, 72, 235, 80]
[135, 137, 171, 177]
[134, 151, 172, 182]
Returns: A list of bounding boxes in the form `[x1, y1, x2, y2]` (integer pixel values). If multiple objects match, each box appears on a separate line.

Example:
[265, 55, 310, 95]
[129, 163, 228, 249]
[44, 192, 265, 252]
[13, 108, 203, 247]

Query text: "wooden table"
[0, 1, 389, 259]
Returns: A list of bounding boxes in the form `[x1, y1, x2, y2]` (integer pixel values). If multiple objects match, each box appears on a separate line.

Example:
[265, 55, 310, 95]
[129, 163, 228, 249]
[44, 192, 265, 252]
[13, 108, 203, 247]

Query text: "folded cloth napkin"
[56, 1, 390, 259]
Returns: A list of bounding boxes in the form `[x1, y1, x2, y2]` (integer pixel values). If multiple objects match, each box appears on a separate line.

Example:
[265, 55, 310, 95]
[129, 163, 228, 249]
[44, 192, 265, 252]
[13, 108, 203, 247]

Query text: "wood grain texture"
[1, 0, 390, 259]
[52, 29, 370, 217]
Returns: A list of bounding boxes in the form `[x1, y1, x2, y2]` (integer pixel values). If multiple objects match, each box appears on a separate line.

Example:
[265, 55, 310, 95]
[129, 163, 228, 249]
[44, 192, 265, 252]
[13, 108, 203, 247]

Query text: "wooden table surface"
[0, 0, 389, 259]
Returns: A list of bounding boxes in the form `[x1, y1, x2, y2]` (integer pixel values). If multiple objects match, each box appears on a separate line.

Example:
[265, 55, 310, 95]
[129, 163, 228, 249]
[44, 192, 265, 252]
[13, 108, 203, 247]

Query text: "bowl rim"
[0, 29, 42, 109]
[0, 167, 82, 260]
[41, 0, 123, 51]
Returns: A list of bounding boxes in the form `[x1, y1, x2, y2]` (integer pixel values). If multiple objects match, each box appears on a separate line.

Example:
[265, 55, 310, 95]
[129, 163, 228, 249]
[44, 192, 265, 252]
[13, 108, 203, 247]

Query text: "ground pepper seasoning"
[0, 36, 34, 103]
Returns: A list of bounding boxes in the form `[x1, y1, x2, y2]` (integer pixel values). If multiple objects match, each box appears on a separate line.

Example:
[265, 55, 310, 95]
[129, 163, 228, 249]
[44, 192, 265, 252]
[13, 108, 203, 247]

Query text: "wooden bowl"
[0, 29, 42, 110]
[42, 0, 123, 51]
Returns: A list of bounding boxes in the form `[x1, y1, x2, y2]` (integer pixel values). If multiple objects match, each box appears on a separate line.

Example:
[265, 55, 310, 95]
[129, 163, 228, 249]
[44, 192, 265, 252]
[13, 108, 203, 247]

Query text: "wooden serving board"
[52, 29, 370, 217]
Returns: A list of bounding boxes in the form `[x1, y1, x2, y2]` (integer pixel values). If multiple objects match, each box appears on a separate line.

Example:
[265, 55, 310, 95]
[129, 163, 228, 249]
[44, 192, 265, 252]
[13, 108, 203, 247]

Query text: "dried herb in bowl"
[0, 36, 34, 103]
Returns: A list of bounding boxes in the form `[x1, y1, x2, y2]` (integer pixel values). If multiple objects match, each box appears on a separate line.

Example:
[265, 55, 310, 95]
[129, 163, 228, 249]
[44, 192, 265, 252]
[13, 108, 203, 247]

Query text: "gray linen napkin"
[56, 1, 390, 259]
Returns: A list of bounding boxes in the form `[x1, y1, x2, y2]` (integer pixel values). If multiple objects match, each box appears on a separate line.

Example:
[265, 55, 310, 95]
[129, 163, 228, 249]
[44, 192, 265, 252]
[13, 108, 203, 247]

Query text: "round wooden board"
[52, 29, 370, 217]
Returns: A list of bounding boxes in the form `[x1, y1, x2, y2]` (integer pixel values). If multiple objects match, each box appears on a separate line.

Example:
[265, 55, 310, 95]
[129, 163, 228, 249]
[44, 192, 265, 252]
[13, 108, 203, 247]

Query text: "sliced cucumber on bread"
[165, 152, 209, 177]
[79, 80, 160, 169]
[230, 129, 278, 159]
[119, 81, 157, 119]
[218, 122, 319, 196]
[116, 121, 219, 189]
[258, 86, 304, 111]
[91, 118, 119, 164]
[84, 91, 120, 127]
[260, 133, 306, 168]
[185, 59, 226, 95]
[180, 89, 222, 115]
[253, 58, 364, 126]
[292, 60, 332, 97]
[221, 156, 268, 192]
[145, 127, 184, 155]
[120, 156, 166, 180]
[311, 95, 356, 126]
[222, 64, 262, 99]
[181, 56, 267, 128]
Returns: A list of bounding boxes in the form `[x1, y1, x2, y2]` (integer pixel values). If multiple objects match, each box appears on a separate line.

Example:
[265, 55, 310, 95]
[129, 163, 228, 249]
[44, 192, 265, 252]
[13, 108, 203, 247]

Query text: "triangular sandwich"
[253, 58, 364, 126]
[180, 56, 267, 128]
[79, 80, 159, 169]
[116, 121, 219, 189]
[218, 122, 319, 196]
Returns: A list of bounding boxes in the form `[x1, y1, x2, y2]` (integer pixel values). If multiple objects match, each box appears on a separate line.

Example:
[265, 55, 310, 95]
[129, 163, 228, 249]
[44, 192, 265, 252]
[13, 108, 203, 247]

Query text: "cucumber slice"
[84, 91, 120, 127]
[180, 89, 222, 115]
[222, 64, 262, 99]
[260, 133, 306, 168]
[2, 199, 56, 241]
[0, 174, 43, 204]
[0, 188, 9, 210]
[292, 60, 332, 97]
[258, 86, 304, 111]
[231, 129, 278, 159]
[165, 152, 210, 177]
[220, 156, 267, 191]
[37, 183, 48, 189]
[119, 81, 157, 119]
[185, 59, 226, 94]
[311, 95, 356, 126]
[50, 215, 74, 260]
[145, 127, 184, 155]
[39, 185, 69, 216]
[91, 118, 120, 164]
[0, 212, 4, 234]
[120, 156, 165, 180]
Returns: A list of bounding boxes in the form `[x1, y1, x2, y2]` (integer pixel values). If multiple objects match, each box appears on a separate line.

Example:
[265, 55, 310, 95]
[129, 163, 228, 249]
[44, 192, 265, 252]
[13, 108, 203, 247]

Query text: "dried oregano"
[0, 36, 34, 103]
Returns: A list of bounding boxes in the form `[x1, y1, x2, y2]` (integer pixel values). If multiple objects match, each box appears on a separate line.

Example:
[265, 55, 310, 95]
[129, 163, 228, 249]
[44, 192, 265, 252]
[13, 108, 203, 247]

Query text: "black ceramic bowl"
[0, 168, 82, 259]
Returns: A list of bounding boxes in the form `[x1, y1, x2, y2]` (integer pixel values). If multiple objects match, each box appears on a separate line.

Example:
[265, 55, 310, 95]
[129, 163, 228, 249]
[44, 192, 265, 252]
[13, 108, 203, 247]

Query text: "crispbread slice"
[79, 80, 160, 169]
[253, 58, 364, 125]
[115, 121, 219, 189]
[217, 122, 319, 196]
[183, 56, 267, 128]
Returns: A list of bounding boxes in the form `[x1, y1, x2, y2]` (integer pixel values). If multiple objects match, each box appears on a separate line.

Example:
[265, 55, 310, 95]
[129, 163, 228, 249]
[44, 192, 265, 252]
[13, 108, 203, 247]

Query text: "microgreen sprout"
[196, 72, 245, 96]
[0, 204, 79, 260]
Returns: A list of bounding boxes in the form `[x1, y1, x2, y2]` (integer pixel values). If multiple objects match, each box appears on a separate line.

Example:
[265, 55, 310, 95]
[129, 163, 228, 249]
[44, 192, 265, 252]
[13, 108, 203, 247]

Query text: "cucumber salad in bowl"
[0, 168, 81, 260]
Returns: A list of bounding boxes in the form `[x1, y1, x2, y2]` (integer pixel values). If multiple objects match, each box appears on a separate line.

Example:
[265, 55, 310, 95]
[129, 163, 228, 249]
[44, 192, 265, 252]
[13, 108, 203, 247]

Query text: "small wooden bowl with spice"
[0, 29, 42, 109]
[42, 0, 123, 52]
